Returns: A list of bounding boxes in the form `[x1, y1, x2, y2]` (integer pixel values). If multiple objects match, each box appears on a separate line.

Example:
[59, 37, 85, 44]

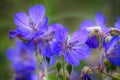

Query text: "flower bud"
[81, 66, 92, 79]
[56, 61, 62, 72]
[66, 64, 73, 75]
[104, 58, 111, 66]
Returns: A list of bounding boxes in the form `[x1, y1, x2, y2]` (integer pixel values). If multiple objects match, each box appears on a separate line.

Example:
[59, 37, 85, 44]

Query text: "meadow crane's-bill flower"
[104, 36, 120, 66]
[80, 12, 108, 48]
[6, 40, 36, 80]
[53, 28, 91, 66]
[9, 4, 47, 40]
[27, 24, 64, 57]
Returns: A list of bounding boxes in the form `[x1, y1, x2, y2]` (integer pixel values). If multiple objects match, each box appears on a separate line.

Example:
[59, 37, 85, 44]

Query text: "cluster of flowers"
[7, 4, 120, 80]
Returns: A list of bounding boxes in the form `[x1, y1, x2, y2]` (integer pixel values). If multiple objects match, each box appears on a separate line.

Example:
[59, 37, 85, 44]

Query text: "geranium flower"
[27, 24, 64, 57]
[80, 12, 108, 48]
[104, 36, 120, 66]
[9, 4, 47, 40]
[53, 28, 91, 66]
[6, 40, 36, 79]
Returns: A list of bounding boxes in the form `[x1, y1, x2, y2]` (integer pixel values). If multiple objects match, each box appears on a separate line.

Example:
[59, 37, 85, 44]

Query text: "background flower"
[80, 12, 107, 48]
[104, 36, 120, 66]
[6, 40, 36, 79]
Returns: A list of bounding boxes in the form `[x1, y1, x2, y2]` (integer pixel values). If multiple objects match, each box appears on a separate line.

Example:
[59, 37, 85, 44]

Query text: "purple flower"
[6, 40, 36, 75]
[9, 4, 47, 40]
[80, 12, 108, 48]
[104, 36, 120, 66]
[84, 73, 91, 80]
[27, 24, 64, 57]
[15, 73, 36, 80]
[53, 28, 91, 66]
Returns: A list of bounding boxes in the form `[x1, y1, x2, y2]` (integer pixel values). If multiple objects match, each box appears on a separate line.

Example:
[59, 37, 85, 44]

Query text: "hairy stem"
[62, 56, 66, 80]
[36, 50, 40, 80]
[43, 57, 48, 80]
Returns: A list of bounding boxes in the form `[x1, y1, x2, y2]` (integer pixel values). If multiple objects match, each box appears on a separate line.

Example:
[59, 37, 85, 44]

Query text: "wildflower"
[80, 12, 108, 48]
[6, 40, 36, 79]
[81, 66, 92, 80]
[83, 73, 91, 80]
[104, 36, 120, 66]
[9, 4, 47, 40]
[53, 28, 91, 66]
[27, 24, 64, 57]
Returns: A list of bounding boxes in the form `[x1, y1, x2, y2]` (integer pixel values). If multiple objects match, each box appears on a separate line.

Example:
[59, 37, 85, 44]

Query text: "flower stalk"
[43, 57, 48, 80]
[62, 55, 66, 80]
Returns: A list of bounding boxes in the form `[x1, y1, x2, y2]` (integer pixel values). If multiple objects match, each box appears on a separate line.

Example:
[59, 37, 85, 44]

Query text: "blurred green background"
[0, 0, 120, 79]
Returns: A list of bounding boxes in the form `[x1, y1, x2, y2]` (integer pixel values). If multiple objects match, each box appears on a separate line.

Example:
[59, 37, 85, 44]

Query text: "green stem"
[62, 56, 66, 80]
[98, 48, 103, 80]
[43, 57, 48, 80]
[36, 51, 40, 80]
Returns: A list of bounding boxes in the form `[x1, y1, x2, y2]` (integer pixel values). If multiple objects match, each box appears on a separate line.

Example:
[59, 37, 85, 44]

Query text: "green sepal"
[110, 29, 120, 36]
[104, 58, 117, 73]
[46, 57, 50, 64]
[66, 64, 72, 75]
[56, 61, 62, 72]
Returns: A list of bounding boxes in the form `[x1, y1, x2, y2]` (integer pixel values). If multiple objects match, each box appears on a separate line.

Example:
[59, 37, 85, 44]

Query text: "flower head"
[104, 36, 120, 66]
[84, 73, 91, 80]
[53, 28, 91, 66]
[27, 24, 64, 57]
[9, 4, 47, 40]
[6, 40, 36, 75]
[80, 12, 108, 48]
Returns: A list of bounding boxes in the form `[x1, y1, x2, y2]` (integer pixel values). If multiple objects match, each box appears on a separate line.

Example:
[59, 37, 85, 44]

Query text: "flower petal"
[41, 43, 54, 57]
[70, 30, 89, 44]
[84, 73, 91, 80]
[107, 45, 120, 66]
[6, 47, 18, 62]
[64, 50, 80, 66]
[86, 35, 99, 48]
[49, 55, 57, 66]
[72, 45, 91, 60]
[29, 4, 46, 27]
[95, 12, 106, 27]
[48, 23, 64, 33]
[80, 20, 94, 30]
[106, 36, 119, 52]
[52, 42, 63, 57]
[26, 36, 43, 51]
[38, 17, 48, 32]
[114, 17, 120, 29]
[9, 30, 18, 39]
[14, 12, 29, 28]
[55, 28, 68, 42]
[17, 27, 33, 39]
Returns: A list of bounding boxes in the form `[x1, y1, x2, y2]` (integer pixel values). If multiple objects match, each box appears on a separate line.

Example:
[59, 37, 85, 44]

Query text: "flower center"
[86, 26, 102, 32]
[30, 22, 37, 31]
[44, 32, 54, 42]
